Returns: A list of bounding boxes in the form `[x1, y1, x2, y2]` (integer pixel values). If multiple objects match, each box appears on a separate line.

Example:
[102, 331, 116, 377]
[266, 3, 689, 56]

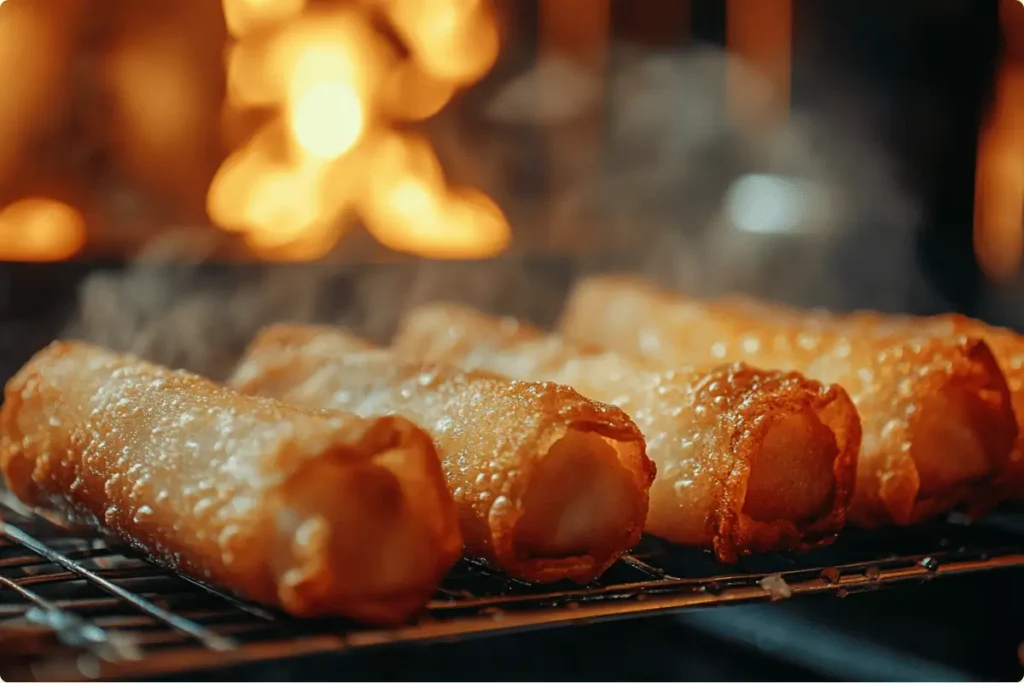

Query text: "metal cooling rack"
[2, 501, 1023, 682]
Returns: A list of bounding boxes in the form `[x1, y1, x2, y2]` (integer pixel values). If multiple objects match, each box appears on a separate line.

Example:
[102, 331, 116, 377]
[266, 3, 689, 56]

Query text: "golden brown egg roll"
[560, 276, 1018, 527]
[394, 303, 860, 561]
[835, 311, 1024, 503]
[231, 327, 656, 583]
[0, 341, 461, 625]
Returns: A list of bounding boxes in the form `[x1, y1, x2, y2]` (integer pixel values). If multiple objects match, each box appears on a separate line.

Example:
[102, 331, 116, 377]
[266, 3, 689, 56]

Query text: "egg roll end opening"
[858, 387, 1006, 526]
[742, 410, 840, 524]
[513, 429, 644, 568]
[903, 388, 998, 524]
[271, 445, 454, 625]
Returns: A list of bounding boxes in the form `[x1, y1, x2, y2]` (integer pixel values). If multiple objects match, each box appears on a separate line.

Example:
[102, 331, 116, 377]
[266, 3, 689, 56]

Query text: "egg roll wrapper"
[231, 327, 655, 583]
[561, 277, 1018, 527]
[0, 341, 461, 624]
[395, 304, 860, 561]
[834, 311, 1024, 503]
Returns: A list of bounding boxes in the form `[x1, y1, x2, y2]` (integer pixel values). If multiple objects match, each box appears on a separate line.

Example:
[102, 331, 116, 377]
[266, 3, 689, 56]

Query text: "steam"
[63, 230, 321, 379]
[65, 256, 576, 379]
[443, 44, 922, 310]
[66, 43, 925, 377]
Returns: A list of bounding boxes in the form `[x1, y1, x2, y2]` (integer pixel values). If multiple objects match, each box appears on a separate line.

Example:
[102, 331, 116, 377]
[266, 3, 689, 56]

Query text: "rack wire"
[2, 499, 1023, 681]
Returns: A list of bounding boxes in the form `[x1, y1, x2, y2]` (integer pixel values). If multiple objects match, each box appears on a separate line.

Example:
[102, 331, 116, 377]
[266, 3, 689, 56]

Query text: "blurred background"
[0, 0, 1019, 313]
[0, 0, 1020, 400]
[0, 1, 1022, 679]
[0, 0, 1020, 382]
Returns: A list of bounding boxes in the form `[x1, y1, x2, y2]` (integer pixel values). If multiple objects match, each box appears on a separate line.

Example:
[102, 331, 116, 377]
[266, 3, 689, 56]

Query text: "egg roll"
[394, 304, 860, 561]
[231, 326, 656, 583]
[0, 341, 461, 625]
[837, 311, 1024, 502]
[560, 276, 1018, 527]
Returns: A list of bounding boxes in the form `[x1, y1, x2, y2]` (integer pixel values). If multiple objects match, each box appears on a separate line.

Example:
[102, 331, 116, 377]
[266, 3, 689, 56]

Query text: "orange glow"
[226, 38, 279, 107]
[539, 0, 610, 65]
[362, 133, 509, 258]
[223, 0, 305, 39]
[438, 187, 513, 257]
[368, 133, 447, 193]
[975, 94, 1024, 280]
[0, 198, 86, 262]
[538, 0, 610, 204]
[379, 62, 456, 121]
[386, 0, 500, 85]
[975, 0, 1024, 282]
[288, 79, 364, 159]
[246, 220, 340, 261]
[211, 0, 509, 260]
[245, 163, 323, 239]
[0, 0, 78, 189]
[207, 126, 279, 232]
[366, 179, 511, 259]
[726, 0, 792, 130]
[104, 31, 206, 169]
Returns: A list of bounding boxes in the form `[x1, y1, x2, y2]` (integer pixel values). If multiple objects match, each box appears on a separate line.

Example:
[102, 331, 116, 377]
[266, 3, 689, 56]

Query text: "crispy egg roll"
[231, 326, 656, 583]
[394, 304, 860, 561]
[560, 276, 1018, 527]
[0, 341, 461, 624]
[837, 311, 1024, 502]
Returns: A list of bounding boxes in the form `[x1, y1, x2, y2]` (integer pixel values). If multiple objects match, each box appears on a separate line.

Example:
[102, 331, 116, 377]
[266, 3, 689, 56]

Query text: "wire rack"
[2, 499, 1023, 682]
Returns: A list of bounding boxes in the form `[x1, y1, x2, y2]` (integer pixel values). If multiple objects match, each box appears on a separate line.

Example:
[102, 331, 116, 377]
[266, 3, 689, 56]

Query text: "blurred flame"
[224, 0, 305, 38]
[975, 0, 1024, 282]
[379, 62, 456, 121]
[0, 198, 86, 262]
[211, 0, 509, 260]
[385, 0, 500, 85]
[726, 0, 792, 130]
[362, 133, 509, 257]
[288, 78, 364, 159]
[0, 0, 79, 190]
[104, 30, 212, 201]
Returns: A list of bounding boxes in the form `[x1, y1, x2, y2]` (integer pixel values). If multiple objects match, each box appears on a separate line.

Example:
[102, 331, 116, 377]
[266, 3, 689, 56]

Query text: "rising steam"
[67, 43, 924, 377]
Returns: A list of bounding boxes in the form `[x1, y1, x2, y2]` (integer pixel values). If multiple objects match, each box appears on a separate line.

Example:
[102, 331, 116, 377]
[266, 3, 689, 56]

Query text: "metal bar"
[32, 547, 1024, 682]
[3, 496, 1023, 680]
[172, 573, 278, 621]
[9, 567, 170, 588]
[0, 574, 65, 609]
[0, 548, 105, 568]
[426, 548, 1024, 611]
[6, 592, 222, 614]
[617, 553, 670, 579]
[1, 520, 237, 651]
[0, 575, 142, 662]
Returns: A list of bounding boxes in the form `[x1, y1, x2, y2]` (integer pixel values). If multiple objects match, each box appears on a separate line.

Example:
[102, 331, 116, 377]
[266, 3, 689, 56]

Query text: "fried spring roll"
[231, 326, 656, 583]
[393, 304, 860, 561]
[0, 341, 461, 624]
[840, 311, 1024, 501]
[560, 276, 1018, 526]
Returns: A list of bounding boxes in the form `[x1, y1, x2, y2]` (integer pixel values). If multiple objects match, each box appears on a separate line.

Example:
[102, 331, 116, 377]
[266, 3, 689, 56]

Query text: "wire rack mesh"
[2, 497, 1023, 681]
